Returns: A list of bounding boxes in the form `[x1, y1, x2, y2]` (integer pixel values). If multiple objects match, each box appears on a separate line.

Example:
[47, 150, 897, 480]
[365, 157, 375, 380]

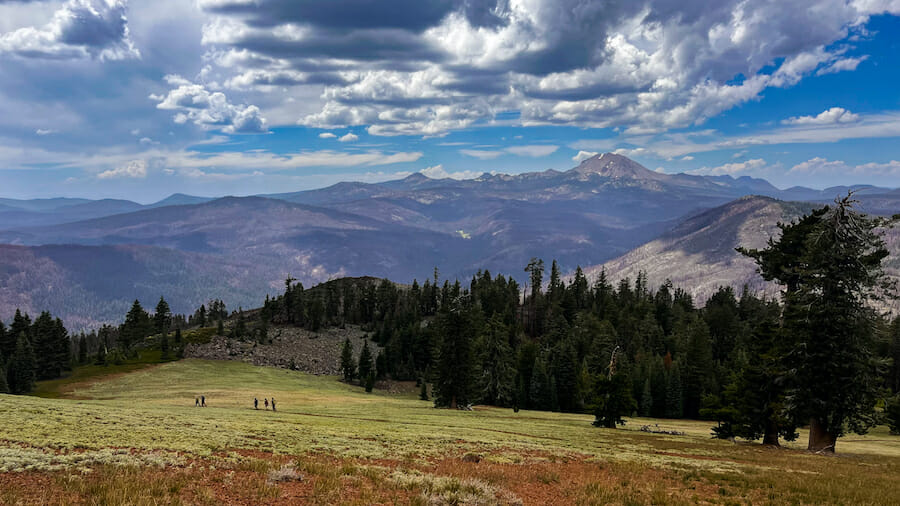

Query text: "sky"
[0, 0, 899, 203]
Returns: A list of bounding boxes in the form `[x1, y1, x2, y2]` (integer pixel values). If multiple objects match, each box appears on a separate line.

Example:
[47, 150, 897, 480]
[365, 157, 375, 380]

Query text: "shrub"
[267, 464, 303, 484]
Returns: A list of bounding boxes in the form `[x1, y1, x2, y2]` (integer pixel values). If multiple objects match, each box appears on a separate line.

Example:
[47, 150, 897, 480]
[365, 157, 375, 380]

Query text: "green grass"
[3, 359, 900, 504]
[31, 349, 175, 399]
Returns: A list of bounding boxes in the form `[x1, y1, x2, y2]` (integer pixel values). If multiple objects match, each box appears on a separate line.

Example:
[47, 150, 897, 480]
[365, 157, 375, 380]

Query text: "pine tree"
[174, 328, 182, 346]
[358, 341, 374, 384]
[665, 366, 683, 418]
[514, 342, 538, 410]
[160, 331, 170, 360]
[7, 310, 30, 358]
[548, 259, 563, 305]
[0, 321, 8, 366]
[120, 300, 151, 350]
[419, 379, 429, 401]
[9, 333, 36, 394]
[731, 309, 797, 445]
[217, 319, 225, 335]
[740, 196, 890, 452]
[553, 340, 578, 412]
[31, 312, 56, 380]
[375, 351, 387, 379]
[364, 371, 376, 392]
[477, 315, 513, 407]
[434, 301, 474, 409]
[681, 316, 715, 419]
[640, 378, 653, 417]
[52, 317, 70, 375]
[889, 318, 900, 394]
[154, 296, 171, 335]
[0, 359, 7, 394]
[340, 338, 356, 382]
[592, 372, 636, 428]
[529, 357, 554, 411]
[886, 395, 900, 435]
[78, 335, 88, 364]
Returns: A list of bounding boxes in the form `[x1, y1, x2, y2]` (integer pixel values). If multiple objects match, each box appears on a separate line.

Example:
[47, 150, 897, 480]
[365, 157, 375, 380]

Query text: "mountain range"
[1, 153, 898, 328]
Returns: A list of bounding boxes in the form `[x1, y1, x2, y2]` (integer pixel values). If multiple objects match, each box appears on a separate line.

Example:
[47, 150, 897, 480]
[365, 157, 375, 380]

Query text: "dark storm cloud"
[202, 0, 458, 31]
[235, 28, 447, 63]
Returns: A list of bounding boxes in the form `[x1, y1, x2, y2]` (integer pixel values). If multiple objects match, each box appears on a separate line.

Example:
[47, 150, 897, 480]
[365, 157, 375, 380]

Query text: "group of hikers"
[192, 395, 278, 411]
[254, 397, 277, 411]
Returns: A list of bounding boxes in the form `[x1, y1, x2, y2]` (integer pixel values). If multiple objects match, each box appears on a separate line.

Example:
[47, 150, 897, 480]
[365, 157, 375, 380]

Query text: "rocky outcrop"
[184, 325, 369, 376]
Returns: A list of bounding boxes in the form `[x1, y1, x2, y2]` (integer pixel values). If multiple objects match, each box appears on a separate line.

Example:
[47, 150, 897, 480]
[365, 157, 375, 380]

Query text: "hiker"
[254, 397, 259, 410]
[195, 397, 199, 407]
[201, 395, 206, 407]
[264, 398, 269, 410]
[271, 398, 276, 411]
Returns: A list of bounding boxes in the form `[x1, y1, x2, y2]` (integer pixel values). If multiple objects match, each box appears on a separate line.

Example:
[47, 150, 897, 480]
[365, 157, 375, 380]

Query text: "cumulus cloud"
[35, 128, 56, 135]
[0, 0, 140, 60]
[151, 75, 269, 133]
[782, 107, 860, 125]
[318, 132, 336, 138]
[190, 0, 900, 136]
[97, 159, 147, 179]
[338, 132, 358, 142]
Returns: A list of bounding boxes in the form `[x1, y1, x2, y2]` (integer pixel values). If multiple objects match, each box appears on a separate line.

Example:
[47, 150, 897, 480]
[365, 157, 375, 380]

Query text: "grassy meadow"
[1, 359, 899, 505]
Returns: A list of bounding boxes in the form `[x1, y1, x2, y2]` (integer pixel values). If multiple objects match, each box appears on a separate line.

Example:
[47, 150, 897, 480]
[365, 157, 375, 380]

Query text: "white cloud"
[460, 149, 503, 160]
[816, 55, 868, 75]
[782, 107, 860, 126]
[462, 145, 558, 159]
[681, 155, 694, 161]
[338, 132, 358, 143]
[193, 0, 895, 137]
[690, 158, 768, 176]
[573, 110, 900, 160]
[152, 75, 269, 134]
[420, 164, 484, 180]
[318, 132, 336, 139]
[0, 0, 140, 61]
[505, 145, 558, 157]
[572, 150, 598, 163]
[788, 157, 900, 177]
[35, 129, 55, 135]
[97, 159, 147, 179]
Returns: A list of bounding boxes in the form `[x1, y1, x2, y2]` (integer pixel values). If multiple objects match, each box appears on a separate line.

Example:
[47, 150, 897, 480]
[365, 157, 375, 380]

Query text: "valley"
[2, 154, 899, 328]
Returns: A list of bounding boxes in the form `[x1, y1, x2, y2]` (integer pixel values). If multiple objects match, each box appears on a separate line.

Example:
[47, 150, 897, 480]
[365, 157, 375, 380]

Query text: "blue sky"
[1, 1, 899, 203]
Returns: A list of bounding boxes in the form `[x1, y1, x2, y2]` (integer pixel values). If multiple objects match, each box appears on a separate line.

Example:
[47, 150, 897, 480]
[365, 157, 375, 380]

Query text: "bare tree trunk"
[762, 419, 780, 446]
[808, 417, 837, 453]
[450, 395, 457, 410]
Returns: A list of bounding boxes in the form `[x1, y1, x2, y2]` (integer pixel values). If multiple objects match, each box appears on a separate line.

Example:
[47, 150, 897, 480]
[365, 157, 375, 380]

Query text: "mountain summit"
[570, 152, 663, 180]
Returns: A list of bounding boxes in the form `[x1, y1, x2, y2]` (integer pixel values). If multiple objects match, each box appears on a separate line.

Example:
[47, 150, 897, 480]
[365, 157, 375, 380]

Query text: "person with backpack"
[254, 397, 259, 410]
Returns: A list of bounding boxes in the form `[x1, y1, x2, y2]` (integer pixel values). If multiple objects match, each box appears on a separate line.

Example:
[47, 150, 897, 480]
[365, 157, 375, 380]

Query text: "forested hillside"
[5, 154, 898, 328]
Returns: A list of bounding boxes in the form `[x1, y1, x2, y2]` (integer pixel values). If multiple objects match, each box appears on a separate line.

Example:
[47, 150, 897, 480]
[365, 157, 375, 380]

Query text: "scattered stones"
[184, 325, 369, 376]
